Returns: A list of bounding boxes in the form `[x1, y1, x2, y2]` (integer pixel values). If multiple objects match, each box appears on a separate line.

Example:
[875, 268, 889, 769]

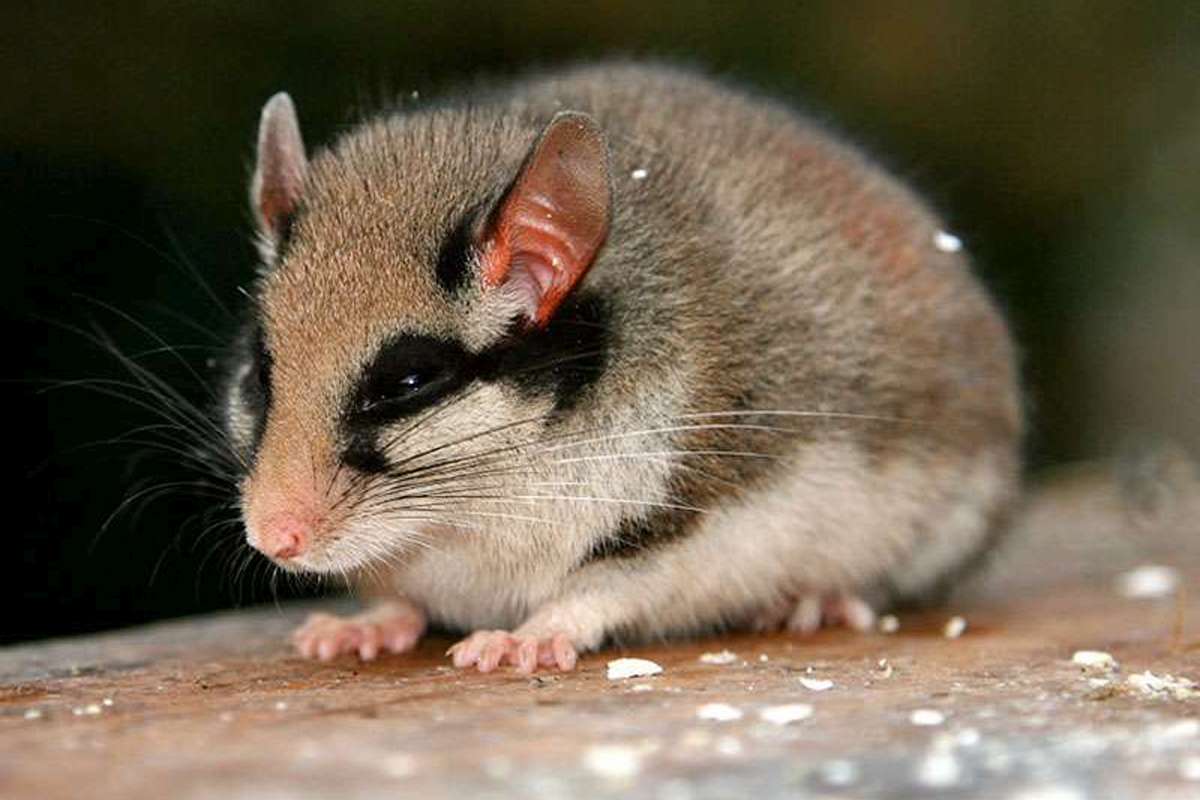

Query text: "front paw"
[292, 601, 426, 662]
[447, 630, 578, 674]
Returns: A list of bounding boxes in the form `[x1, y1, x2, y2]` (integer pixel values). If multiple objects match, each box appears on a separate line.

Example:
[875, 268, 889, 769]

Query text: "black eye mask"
[336, 291, 613, 474]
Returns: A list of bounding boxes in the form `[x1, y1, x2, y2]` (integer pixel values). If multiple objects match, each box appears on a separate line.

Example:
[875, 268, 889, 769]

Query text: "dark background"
[4, 3, 1198, 644]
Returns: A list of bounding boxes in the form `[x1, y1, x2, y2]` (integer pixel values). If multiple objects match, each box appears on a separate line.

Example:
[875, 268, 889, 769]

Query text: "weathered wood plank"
[2, 466, 1198, 799]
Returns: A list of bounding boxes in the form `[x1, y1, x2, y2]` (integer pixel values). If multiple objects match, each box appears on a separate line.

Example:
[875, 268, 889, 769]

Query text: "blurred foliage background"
[3, 2, 1197, 643]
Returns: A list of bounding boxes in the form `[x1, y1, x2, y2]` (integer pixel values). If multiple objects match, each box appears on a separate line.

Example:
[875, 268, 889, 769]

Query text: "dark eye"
[346, 334, 474, 428]
[357, 368, 435, 414]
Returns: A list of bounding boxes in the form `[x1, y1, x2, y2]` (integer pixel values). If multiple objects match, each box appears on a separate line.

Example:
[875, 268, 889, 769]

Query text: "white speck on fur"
[1116, 564, 1179, 598]
[934, 230, 963, 253]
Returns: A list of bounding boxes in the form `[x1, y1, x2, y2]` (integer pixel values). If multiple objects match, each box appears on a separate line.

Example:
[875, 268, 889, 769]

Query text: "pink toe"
[515, 639, 538, 674]
[552, 635, 577, 671]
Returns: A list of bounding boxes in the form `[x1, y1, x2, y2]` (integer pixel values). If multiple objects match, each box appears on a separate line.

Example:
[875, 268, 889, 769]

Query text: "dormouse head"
[226, 92, 613, 572]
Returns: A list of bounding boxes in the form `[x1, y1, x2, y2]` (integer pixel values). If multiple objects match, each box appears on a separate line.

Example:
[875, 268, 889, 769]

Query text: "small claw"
[551, 634, 577, 671]
[515, 639, 539, 674]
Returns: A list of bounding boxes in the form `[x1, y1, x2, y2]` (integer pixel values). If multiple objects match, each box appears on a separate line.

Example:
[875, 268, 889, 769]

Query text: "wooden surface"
[2, 462, 1199, 799]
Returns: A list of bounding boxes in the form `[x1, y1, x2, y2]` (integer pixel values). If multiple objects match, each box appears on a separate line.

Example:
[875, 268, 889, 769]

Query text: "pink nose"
[255, 512, 310, 560]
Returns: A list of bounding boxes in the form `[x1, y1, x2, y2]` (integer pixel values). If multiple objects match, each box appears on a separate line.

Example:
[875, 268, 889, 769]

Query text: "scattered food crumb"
[22, 709, 42, 720]
[910, 709, 946, 726]
[1180, 756, 1200, 782]
[943, 616, 968, 639]
[583, 744, 644, 780]
[759, 703, 813, 725]
[1127, 671, 1198, 700]
[877, 658, 894, 678]
[696, 702, 743, 722]
[630, 683, 654, 693]
[78, 704, 102, 716]
[607, 657, 663, 680]
[698, 650, 738, 665]
[915, 750, 962, 788]
[381, 753, 417, 778]
[878, 614, 900, 634]
[273, 701, 289, 711]
[955, 728, 982, 747]
[933, 230, 963, 253]
[799, 677, 833, 692]
[631, 168, 649, 181]
[758, 654, 769, 662]
[715, 736, 743, 756]
[819, 759, 859, 786]
[1072, 650, 1119, 673]
[101, 697, 114, 707]
[1116, 564, 1179, 598]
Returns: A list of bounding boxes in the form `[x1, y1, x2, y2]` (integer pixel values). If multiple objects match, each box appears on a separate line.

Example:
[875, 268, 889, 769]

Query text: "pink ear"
[481, 112, 611, 327]
[251, 92, 308, 246]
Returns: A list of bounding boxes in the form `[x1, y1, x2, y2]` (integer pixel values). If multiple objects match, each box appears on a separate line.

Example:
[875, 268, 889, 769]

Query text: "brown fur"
[228, 62, 1022, 647]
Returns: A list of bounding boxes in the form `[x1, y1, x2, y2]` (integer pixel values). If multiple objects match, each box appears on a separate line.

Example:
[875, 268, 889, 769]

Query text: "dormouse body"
[225, 63, 1022, 672]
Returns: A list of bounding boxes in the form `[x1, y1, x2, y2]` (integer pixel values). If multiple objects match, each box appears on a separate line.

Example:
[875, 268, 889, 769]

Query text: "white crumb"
[1007, 785, 1086, 800]
[22, 709, 42, 720]
[933, 230, 963, 253]
[381, 753, 418, 778]
[759, 703, 813, 725]
[915, 750, 962, 788]
[878, 614, 900, 634]
[698, 650, 738, 665]
[1116, 564, 1179, 598]
[583, 744, 644, 779]
[798, 677, 833, 692]
[1071, 650, 1119, 672]
[877, 658, 894, 678]
[758, 654, 769, 663]
[910, 709, 946, 726]
[80, 704, 102, 716]
[943, 616, 968, 639]
[631, 168, 649, 181]
[819, 759, 859, 786]
[955, 728, 982, 747]
[218, 711, 235, 722]
[715, 736, 743, 756]
[696, 702, 743, 722]
[1180, 756, 1200, 781]
[273, 701, 289, 711]
[630, 683, 654, 693]
[1127, 670, 1198, 700]
[101, 697, 114, 707]
[606, 657, 663, 680]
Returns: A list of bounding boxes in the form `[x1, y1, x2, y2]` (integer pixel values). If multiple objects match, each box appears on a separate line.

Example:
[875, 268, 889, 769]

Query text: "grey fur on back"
[239, 61, 1022, 643]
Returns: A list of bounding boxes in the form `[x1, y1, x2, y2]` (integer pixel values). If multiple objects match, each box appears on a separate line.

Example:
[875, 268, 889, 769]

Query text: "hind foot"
[752, 592, 877, 635]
